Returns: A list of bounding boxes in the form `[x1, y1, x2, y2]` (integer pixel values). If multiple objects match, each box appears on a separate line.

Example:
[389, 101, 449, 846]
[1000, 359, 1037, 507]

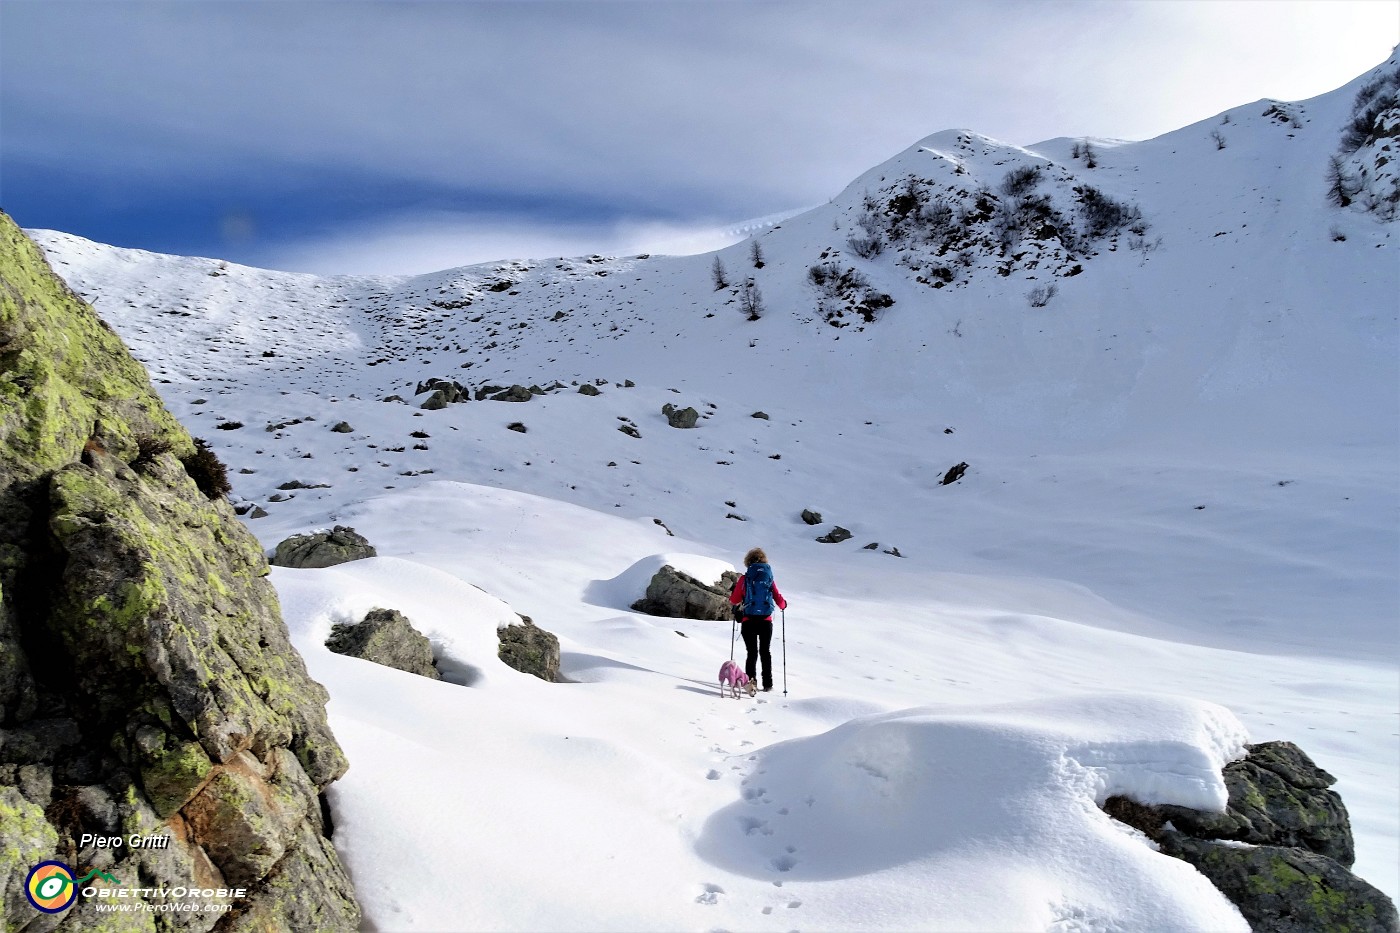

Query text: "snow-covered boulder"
[1106, 741, 1397, 932]
[326, 608, 440, 680]
[631, 564, 738, 620]
[496, 615, 560, 682]
[271, 525, 377, 568]
[1158, 835, 1397, 933]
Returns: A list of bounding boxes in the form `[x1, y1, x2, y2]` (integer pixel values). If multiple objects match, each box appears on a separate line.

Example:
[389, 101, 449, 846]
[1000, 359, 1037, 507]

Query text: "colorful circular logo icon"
[25, 861, 77, 913]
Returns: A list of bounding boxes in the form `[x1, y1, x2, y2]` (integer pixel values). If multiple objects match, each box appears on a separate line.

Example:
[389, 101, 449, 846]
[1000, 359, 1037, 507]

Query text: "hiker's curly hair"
[744, 547, 768, 567]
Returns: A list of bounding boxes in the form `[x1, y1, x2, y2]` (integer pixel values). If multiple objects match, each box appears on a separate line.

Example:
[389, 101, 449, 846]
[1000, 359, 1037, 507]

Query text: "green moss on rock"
[45, 449, 346, 782]
[139, 737, 213, 818]
[0, 213, 189, 476]
[497, 615, 561, 682]
[1160, 833, 1397, 933]
[0, 212, 360, 929]
[0, 786, 59, 930]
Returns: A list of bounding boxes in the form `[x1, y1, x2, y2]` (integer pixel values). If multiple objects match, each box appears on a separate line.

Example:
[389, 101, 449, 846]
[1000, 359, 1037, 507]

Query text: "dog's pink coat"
[718, 660, 753, 698]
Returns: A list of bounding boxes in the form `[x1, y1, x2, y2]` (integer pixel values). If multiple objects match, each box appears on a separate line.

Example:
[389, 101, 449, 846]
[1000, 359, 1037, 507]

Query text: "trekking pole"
[781, 609, 787, 697]
[730, 610, 737, 662]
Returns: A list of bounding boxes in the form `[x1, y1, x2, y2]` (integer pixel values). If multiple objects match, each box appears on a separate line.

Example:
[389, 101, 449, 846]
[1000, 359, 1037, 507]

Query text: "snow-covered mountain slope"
[29, 49, 1399, 930]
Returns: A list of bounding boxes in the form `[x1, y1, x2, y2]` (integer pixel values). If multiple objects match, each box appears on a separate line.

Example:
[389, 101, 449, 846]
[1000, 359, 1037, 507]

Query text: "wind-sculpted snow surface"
[696, 695, 1250, 930]
[221, 482, 1393, 931]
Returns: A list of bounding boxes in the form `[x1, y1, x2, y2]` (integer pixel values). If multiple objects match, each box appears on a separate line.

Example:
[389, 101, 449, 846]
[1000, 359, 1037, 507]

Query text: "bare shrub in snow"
[1077, 185, 1142, 238]
[1340, 89, 1398, 154]
[740, 282, 765, 321]
[999, 166, 1041, 199]
[919, 199, 955, 237]
[848, 211, 885, 259]
[1326, 155, 1361, 208]
[808, 262, 869, 294]
[888, 176, 926, 219]
[711, 257, 729, 291]
[1128, 235, 1163, 260]
[1026, 283, 1058, 308]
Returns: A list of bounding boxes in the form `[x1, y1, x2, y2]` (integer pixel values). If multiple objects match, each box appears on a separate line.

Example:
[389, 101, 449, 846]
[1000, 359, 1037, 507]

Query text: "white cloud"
[253, 211, 782, 277]
[3, 0, 1396, 270]
[6, 1, 1396, 217]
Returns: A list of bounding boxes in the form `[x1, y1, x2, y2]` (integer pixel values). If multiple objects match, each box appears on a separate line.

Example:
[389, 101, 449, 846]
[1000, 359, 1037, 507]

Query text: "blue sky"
[2, 0, 1396, 275]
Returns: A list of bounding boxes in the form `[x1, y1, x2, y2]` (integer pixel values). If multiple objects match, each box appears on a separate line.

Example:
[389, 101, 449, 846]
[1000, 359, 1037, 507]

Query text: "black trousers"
[740, 617, 773, 689]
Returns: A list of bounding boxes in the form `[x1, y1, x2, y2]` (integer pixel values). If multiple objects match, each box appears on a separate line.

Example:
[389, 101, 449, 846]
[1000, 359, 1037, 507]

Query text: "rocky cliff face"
[0, 213, 360, 931]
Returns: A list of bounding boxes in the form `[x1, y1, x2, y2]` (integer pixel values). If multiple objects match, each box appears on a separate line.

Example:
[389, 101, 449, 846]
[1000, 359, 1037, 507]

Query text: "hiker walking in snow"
[730, 548, 788, 693]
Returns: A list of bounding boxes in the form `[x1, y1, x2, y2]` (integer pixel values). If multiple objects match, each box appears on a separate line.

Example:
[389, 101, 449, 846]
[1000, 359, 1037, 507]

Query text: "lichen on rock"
[0, 211, 360, 930]
[270, 526, 376, 569]
[497, 615, 561, 682]
[326, 608, 440, 680]
[631, 565, 739, 621]
[1158, 833, 1398, 933]
[1104, 741, 1397, 932]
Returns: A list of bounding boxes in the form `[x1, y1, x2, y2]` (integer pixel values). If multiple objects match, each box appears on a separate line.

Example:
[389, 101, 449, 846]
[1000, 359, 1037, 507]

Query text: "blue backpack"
[742, 563, 776, 618]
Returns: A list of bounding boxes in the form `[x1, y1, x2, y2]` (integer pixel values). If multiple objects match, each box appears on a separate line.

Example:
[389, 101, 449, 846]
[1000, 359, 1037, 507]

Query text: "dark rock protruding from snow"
[632, 565, 740, 620]
[578, 383, 601, 396]
[752, 411, 770, 420]
[271, 525, 378, 568]
[331, 421, 354, 433]
[942, 462, 969, 485]
[662, 403, 700, 428]
[420, 389, 451, 410]
[801, 509, 823, 525]
[326, 608, 440, 680]
[416, 377, 463, 397]
[1157, 834, 1397, 933]
[1104, 741, 1396, 933]
[1158, 740, 1355, 865]
[492, 384, 534, 402]
[817, 525, 853, 544]
[497, 615, 561, 682]
[416, 378, 468, 408]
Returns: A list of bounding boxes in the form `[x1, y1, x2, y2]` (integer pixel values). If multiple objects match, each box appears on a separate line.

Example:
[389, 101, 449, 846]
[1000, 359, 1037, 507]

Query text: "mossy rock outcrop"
[497, 615, 561, 682]
[1104, 741, 1396, 933]
[0, 786, 58, 926]
[631, 565, 739, 621]
[326, 608, 440, 680]
[1156, 740, 1356, 866]
[1158, 833, 1398, 933]
[661, 403, 699, 428]
[0, 212, 360, 930]
[270, 525, 376, 569]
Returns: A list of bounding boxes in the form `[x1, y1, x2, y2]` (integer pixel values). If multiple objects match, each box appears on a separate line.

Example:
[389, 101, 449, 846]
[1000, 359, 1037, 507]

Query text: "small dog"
[718, 660, 755, 699]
